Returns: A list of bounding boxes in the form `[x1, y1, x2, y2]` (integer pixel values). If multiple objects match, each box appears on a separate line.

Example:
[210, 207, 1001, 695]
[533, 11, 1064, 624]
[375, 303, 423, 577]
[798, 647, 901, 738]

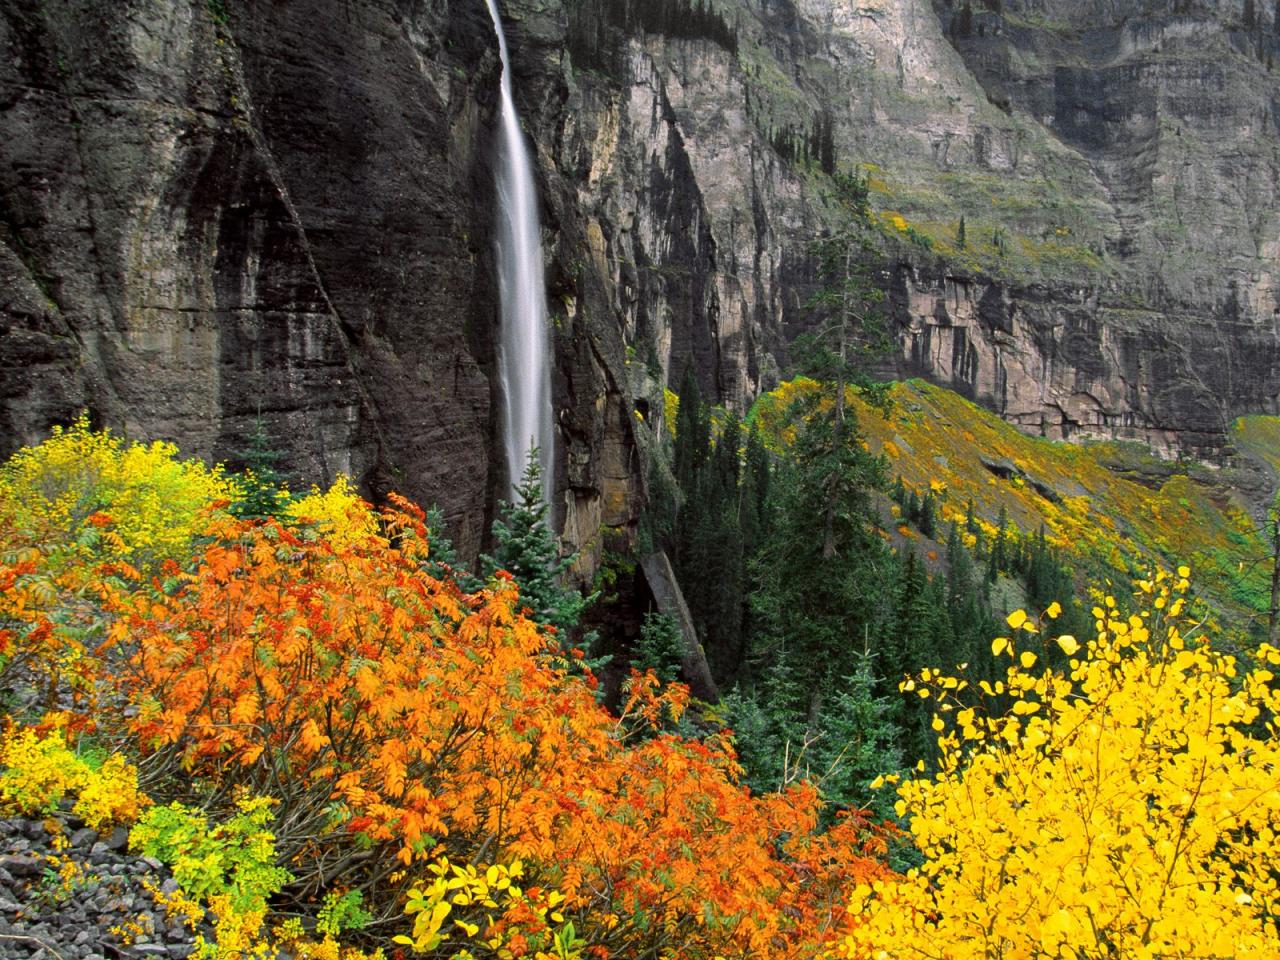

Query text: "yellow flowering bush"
[0, 414, 239, 566]
[286, 475, 381, 549]
[0, 727, 148, 830]
[835, 567, 1280, 959]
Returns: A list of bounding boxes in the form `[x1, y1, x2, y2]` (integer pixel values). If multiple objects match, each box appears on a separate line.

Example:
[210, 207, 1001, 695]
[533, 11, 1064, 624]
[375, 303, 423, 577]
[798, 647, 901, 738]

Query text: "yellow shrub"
[286, 475, 381, 549]
[0, 727, 148, 830]
[75, 753, 149, 830]
[0, 414, 239, 566]
[836, 569, 1280, 959]
[0, 727, 87, 814]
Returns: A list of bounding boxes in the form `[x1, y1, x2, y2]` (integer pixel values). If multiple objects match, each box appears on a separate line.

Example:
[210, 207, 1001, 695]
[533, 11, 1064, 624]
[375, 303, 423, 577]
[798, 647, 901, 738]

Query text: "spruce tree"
[423, 505, 481, 592]
[636, 611, 685, 684]
[749, 387, 890, 713]
[482, 448, 594, 643]
[919, 491, 937, 538]
[231, 416, 291, 519]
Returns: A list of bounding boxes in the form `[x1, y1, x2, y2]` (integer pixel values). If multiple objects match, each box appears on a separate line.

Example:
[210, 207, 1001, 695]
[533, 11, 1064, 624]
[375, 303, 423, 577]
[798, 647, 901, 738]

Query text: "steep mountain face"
[516, 0, 1280, 460]
[1, 1, 505, 556]
[3, 0, 1280, 566]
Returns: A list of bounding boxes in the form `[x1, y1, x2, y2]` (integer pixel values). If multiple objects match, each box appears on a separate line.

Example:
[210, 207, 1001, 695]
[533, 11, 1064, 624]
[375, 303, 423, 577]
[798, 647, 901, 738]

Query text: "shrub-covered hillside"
[754, 378, 1280, 631]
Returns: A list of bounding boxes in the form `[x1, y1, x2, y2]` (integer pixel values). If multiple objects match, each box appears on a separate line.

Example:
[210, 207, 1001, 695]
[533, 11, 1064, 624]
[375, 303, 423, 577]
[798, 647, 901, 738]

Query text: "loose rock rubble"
[0, 811, 209, 960]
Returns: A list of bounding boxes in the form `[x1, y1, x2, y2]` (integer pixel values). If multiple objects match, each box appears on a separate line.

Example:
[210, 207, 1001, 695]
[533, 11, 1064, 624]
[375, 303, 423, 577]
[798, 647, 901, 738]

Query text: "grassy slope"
[755, 379, 1278, 634]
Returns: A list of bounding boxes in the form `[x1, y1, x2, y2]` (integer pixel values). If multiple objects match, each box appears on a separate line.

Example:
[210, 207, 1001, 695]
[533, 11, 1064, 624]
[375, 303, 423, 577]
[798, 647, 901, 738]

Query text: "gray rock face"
[4, 0, 1280, 572]
[0, 0, 649, 565]
[2, 1, 502, 557]
[518, 0, 1280, 463]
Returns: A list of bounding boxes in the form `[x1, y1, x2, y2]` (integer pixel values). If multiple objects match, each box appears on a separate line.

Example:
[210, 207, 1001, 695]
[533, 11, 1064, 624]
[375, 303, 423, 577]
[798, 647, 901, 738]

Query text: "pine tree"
[739, 420, 771, 555]
[423, 505, 481, 592]
[905, 488, 921, 525]
[957, 215, 967, 249]
[919, 491, 937, 539]
[810, 652, 903, 822]
[231, 416, 291, 519]
[482, 448, 595, 642]
[636, 611, 685, 684]
[891, 476, 907, 510]
[673, 367, 710, 501]
[751, 388, 890, 714]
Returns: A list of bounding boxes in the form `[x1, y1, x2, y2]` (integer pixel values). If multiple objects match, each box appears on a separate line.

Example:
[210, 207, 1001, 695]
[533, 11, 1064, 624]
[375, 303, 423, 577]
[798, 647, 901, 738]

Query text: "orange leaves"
[91, 496, 891, 959]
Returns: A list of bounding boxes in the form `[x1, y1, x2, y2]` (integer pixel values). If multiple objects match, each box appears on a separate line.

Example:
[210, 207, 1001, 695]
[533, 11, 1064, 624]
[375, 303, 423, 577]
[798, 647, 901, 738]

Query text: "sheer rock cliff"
[4, 0, 1280, 565]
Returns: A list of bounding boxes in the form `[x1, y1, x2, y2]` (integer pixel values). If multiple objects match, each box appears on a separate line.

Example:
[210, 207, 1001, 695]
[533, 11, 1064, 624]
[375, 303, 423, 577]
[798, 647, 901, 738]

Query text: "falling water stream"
[485, 0, 555, 507]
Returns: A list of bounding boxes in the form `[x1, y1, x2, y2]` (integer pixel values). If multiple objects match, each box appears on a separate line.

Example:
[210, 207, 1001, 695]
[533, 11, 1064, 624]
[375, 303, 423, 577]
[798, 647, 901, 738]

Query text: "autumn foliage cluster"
[0, 421, 888, 958]
[1, 419, 1278, 959]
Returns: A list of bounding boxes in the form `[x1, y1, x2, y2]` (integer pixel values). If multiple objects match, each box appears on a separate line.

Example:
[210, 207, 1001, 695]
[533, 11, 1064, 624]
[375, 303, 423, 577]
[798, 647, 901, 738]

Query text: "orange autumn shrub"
[0, 420, 238, 718]
[104, 496, 888, 958]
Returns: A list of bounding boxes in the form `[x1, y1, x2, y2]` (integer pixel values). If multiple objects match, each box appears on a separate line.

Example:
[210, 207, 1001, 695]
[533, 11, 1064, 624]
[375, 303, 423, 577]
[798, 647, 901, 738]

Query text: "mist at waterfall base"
[485, 0, 555, 509]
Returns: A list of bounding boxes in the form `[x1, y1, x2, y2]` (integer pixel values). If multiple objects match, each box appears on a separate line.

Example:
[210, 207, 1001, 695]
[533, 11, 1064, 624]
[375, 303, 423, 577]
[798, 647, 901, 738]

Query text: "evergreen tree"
[749, 386, 891, 715]
[957, 215, 967, 249]
[905, 488, 921, 525]
[231, 416, 291, 519]
[891, 476, 908, 510]
[988, 504, 1009, 576]
[423, 505, 481, 592]
[739, 420, 771, 555]
[481, 448, 595, 643]
[673, 367, 710, 500]
[636, 611, 684, 684]
[919, 491, 937, 539]
[721, 652, 902, 823]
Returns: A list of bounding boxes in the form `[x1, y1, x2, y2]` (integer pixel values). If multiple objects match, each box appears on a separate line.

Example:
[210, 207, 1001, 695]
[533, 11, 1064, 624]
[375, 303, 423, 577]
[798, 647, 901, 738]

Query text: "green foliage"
[482, 449, 596, 643]
[722, 652, 902, 823]
[206, 0, 229, 26]
[230, 417, 291, 520]
[424, 505, 481, 592]
[636, 611, 684, 684]
[749, 388, 891, 702]
[650, 370, 765, 684]
[130, 795, 292, 914]
[316, 889, 372, 937]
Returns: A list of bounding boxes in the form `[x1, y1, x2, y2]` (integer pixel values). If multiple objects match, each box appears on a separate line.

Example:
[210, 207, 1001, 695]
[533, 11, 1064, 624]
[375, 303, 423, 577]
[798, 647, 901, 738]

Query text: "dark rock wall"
[5, 0, 1280, 571]
[1, 1, 502, 556]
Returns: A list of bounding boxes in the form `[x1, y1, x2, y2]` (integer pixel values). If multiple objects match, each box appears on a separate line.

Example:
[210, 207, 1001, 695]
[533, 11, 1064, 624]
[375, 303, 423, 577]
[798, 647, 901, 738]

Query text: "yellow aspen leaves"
[1006, 609, 1027, 630]
[991, 636, 1009, 656]
[1055, 634, 1080, 655]
[832, 568, 1280, 960]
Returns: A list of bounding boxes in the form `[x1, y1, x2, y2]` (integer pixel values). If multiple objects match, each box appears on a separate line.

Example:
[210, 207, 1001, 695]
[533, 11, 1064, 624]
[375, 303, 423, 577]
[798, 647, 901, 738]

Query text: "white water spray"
[485, 0, 555, 507]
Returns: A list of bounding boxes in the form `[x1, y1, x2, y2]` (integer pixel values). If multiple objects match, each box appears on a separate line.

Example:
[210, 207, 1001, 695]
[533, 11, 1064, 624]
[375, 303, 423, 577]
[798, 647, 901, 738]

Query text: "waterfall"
[485, 0, 555, 507]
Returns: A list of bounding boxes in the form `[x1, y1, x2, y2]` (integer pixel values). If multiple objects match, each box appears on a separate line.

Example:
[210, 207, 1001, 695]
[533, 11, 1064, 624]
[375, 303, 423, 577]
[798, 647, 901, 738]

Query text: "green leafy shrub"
[130, 794, 291, 914]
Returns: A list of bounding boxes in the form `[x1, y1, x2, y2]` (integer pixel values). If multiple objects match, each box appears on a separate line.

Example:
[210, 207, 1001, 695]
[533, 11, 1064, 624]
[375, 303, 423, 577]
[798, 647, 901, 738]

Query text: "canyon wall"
[4, 0, 1280, 565]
